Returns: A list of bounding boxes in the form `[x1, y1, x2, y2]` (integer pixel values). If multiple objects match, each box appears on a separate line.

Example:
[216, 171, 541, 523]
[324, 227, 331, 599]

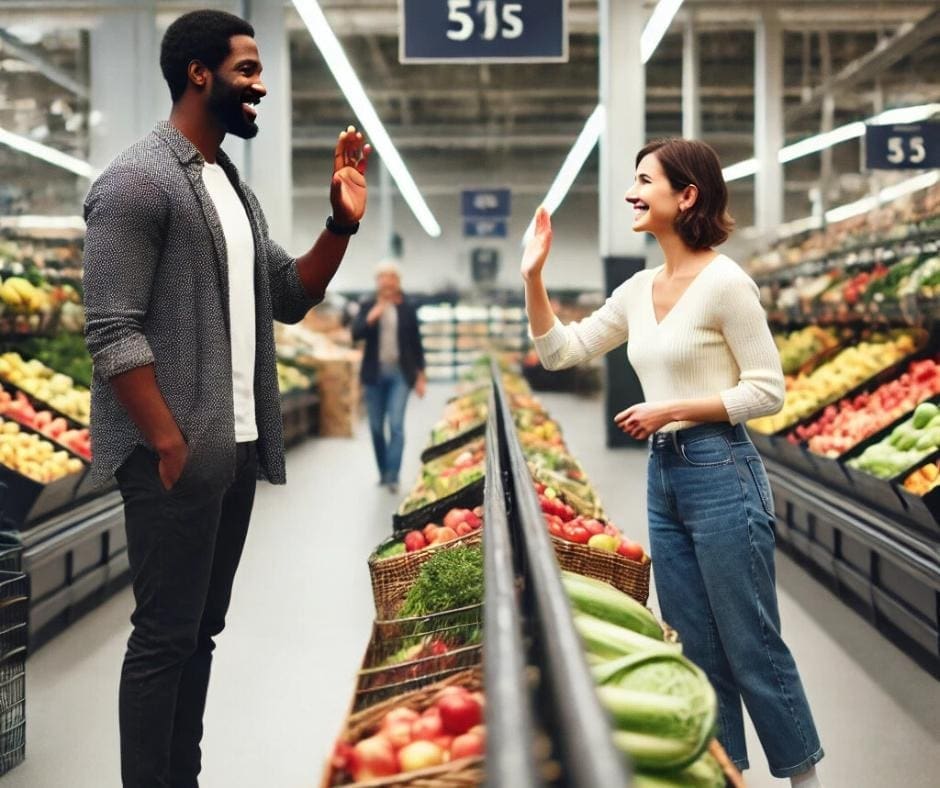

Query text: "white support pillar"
[379, 158, 395, 259]
[89, 1, 162, 170]
[682, 17, 701, 140]
[754, 9, 785, 232]
[599, 0, 645, 260]
[245, 0, 293, 247]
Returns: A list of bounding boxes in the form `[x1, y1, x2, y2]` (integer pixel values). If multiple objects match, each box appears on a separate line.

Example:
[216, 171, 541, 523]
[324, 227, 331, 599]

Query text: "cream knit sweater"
[532, 255, 785, 431]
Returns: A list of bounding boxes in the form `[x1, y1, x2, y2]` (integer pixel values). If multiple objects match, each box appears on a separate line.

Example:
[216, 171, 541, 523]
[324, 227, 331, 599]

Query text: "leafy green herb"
[398, 545, 484, 618]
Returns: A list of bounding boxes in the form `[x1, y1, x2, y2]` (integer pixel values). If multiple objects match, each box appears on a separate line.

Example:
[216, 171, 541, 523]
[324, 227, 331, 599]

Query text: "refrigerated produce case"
[747, 198, 940, 676]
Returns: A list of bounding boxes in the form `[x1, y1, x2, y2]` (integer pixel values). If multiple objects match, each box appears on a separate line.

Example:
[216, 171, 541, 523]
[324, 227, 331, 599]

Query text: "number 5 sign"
[866, 123, 940, 170]
[400, 0, 568, 63]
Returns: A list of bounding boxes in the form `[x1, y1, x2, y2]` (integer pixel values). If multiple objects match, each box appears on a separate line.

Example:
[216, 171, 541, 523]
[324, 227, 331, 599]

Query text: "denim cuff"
[769, 746, 825, 779]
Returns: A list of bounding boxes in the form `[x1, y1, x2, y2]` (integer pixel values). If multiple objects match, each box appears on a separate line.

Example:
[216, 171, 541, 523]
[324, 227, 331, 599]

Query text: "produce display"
[847, 402, 940, 479]
[0, 352, 90, 425]
[749, 330, 920, 434]
[12, 333, 93, 388]
[429, 394, 487, 446]
[0, 388, 91, 460]
[0, 415, 84, 483]
[375, 507, 484, 559]
[789, 357, 940, 457]
[276, 360, 315, 394]
[399, 438, 485, 514]
[903, 461, 940, 496]
[774, 326, 841, 375]
[396, 546, 484, 620]
[330, 685, 486, 783]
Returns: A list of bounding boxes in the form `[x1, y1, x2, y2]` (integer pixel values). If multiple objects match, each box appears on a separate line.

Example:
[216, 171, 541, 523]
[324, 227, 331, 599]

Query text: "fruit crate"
[0, 646, 25, 778]
[420, 422, 486, 464]
[351, 605, 483, 712]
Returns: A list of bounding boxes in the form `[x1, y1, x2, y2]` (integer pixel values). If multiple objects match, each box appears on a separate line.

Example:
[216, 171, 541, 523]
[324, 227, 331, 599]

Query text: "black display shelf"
[764, 456, 940, 677]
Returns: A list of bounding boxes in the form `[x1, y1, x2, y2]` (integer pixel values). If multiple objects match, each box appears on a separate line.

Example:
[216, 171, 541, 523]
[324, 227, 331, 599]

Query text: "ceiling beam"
[0, 29, 89, 98]
[785, 7, 940, 124]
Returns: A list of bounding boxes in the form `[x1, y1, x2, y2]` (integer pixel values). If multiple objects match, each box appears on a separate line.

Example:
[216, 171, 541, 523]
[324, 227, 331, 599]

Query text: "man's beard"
[208, 73, 259, 140]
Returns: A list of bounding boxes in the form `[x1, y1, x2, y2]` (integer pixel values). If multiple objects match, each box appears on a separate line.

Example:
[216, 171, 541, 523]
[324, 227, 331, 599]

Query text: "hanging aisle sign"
[400, 0, 568, 64]
[865, 122, 940, 170]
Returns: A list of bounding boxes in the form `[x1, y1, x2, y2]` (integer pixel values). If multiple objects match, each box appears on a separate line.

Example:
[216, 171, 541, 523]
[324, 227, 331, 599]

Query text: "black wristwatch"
[326, 215, 360, 236]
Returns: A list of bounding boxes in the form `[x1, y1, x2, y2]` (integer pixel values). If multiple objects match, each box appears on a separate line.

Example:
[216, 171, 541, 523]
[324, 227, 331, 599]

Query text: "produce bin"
[0, 462, 84, 530]
[893, 483, 940, 539]
[323, 668, 484, 788]
[392, 478, 485, 534]
[351, 605, 483, 712]
[0, 646, 25, 778]
[419, 422, 486, 464]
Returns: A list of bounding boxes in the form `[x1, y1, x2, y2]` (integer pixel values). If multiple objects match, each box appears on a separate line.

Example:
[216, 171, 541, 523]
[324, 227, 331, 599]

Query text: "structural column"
[245, 0, 293, 247]
[89, 1, 162, 171]
[682, 15, 702, 140]
[598, 0, 645, 447]
[754, 9, 785, 232]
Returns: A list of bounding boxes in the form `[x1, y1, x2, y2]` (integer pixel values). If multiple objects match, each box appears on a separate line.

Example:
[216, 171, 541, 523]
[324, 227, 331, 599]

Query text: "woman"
[523, 138, 824, 787]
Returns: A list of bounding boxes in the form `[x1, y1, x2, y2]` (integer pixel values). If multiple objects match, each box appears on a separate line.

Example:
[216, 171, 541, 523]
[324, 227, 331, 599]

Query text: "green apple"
[587, 534, 618, 553]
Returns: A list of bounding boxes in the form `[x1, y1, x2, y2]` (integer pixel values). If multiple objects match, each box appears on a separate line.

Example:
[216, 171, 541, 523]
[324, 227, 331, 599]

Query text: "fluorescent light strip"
[0, 215, 86, 231]
[524, 1, 683, 242]
[523, 105, 606, 242]
[774, 171, 940, 237]
[290, 0, 441, 237]
[641, 0, 685, 64]
[0, 126, 97, 179]
[725, 103, 940, 182]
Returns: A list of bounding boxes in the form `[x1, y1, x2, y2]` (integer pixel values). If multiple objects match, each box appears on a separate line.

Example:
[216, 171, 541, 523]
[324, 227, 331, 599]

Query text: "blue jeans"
[647, 423, 823, 778]
[364, 366, 410, 484]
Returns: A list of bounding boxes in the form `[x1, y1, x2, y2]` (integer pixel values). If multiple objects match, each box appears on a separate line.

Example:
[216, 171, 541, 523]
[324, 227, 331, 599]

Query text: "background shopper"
[81, 10, 370, 786]
[352, 260, 427, 492]
[522, 138, 825, 788]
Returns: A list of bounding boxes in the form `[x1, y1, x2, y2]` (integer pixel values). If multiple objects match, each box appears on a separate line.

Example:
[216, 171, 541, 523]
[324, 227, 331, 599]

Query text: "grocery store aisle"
[537, 391, 940, 788]
[8, 386, 940, 788]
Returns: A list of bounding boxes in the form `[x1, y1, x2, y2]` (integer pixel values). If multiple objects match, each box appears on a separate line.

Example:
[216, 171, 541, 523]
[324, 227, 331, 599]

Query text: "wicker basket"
[369, 532, 484, 619]
[551, 537, 651, 606]
[352, 606, 484, 711]
[323, 669, 485, 788]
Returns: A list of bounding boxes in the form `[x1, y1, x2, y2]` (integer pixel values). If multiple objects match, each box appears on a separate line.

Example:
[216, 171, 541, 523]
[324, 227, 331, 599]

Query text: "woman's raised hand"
[521, 206, 553, 283]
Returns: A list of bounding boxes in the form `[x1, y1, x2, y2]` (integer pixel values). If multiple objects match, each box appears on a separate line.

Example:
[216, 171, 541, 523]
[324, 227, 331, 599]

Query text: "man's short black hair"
[160, 10, 255, 103]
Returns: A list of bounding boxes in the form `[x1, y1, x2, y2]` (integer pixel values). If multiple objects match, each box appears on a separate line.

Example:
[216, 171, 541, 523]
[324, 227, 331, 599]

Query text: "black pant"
[115, 442, 257, 787]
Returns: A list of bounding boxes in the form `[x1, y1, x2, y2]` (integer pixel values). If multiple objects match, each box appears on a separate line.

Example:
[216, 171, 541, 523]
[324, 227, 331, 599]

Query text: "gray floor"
[4, 385, 939, 787]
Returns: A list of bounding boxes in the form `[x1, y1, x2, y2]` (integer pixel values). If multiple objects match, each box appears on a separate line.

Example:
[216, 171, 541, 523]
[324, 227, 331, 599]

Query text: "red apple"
[411, 709, 444, 741]
[450, 732, 485, 760]
[404, 531, 427, 553]
[433, 735, 454, 757]
[382, 707, 420, 730]
[437, 693, 483, 736]
[432, 526, 458, 544]
[581, 518, 604, 536]
[455, 522, 473, 537]
[423, 524, 441, 542]
[617, 539, 644, 561]
[351, 735, 398, 780]
[465, 511, 482, 529]
[385, 721, 413, 750]
[443, 509, 467, 530]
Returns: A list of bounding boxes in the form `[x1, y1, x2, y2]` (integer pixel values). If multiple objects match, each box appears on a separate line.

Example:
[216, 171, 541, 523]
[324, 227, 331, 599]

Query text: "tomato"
[450, 731, 485, 759]
[581, 518, 604, 536]
[547, 520, 564, 539]
[437, 694, 483, 736]
[562, 523, 591, 544]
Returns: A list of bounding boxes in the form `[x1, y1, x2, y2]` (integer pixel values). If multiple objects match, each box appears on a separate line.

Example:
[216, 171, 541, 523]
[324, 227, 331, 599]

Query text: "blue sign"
[400, 0, 568, 64]
[461, 188, 511, 218]
[866, 123, 940, 170]
[464, 219, 508, 238]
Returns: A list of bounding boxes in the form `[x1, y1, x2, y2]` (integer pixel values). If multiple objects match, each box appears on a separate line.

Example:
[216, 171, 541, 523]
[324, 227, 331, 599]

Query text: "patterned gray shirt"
[82, 121, 319, 488]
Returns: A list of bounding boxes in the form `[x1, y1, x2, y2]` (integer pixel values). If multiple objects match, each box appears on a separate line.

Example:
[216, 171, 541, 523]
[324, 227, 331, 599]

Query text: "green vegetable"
[632, 751, 725, 788]
[377, 541, 407, 560]
[913, 402, 939, 429]
[598, 651, 717, 772]
[562, 571, 663, 641]
[916, 426, 940, 451]
[398, 545, 484, 618]
[574, 613, 681, 660]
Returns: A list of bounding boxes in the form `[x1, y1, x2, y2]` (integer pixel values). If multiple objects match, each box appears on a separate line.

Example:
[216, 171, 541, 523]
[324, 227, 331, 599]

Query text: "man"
[81, 10, 370, 786]
[352, 261, 426, 493]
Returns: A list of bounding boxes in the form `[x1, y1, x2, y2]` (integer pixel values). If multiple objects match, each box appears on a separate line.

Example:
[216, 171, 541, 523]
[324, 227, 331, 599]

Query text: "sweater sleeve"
[716, 274, 785, 424]
[530, 280, 631, 371]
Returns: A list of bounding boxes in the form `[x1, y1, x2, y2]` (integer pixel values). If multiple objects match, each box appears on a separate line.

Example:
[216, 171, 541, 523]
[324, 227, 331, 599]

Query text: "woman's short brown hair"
[635, 138, 735, 249]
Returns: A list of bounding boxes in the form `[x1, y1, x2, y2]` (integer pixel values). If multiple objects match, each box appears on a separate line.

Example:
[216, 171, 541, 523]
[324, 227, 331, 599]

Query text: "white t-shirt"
[202, 161, 258, 443]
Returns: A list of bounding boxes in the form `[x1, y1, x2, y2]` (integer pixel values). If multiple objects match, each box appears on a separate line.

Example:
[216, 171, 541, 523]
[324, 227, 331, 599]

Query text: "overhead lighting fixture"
[524, 1, 682, 242]
[0, 126, 97, 179]
[773, 171, 940, 237]
[0, 215, 86, 231]
[641, 0, 685, 64]
[523, 105, 606, 243]
[290, 0, 441, 238]
[725, 103, 940, 182]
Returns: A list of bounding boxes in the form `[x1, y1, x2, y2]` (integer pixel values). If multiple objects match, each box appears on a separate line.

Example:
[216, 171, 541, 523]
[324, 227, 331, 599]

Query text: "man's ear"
[187, 60, 210, 92]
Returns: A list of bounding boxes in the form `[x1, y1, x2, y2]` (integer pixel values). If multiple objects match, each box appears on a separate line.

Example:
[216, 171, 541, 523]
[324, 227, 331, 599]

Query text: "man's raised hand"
[330, 125, 372, 226]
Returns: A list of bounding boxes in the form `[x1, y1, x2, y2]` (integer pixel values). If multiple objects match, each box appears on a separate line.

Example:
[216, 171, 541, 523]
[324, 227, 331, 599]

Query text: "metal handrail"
[491, 367, 632, 787]
[482, 383, 545, 788]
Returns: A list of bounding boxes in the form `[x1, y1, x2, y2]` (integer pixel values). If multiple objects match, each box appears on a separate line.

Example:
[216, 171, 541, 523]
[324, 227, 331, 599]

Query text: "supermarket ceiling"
[0, 0, 939, 214]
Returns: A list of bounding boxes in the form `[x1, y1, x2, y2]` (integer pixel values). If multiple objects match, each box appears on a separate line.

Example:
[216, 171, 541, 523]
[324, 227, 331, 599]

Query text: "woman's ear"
[679, 184, 699, 212]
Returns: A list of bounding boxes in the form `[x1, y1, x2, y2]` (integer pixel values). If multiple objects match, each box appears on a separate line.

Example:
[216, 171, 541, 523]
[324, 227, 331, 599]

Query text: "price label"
[461, 188, 511, 218]
[865, 123, 940, 170]
[464, 218, 508, 238]
[401, 0, 568, 63]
